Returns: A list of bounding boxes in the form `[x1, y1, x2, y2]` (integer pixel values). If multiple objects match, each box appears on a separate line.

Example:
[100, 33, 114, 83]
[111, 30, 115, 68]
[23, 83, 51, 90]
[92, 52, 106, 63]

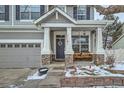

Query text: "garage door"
[0, 43, 41, 68]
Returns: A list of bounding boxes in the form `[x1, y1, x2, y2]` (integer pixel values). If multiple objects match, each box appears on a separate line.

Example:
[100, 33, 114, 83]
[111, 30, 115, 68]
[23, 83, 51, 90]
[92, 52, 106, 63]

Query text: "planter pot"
[38, 67, 48, 76]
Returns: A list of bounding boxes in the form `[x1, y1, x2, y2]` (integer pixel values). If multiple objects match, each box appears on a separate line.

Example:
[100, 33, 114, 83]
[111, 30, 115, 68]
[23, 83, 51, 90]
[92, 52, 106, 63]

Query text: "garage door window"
[35, 44, 40, 48]
[15, 44, 20, 48]
[8, 44, 13, 48]
[28, 44, 34, 48]
[21, 44, 27, 48]
[0, 44, 6, 48]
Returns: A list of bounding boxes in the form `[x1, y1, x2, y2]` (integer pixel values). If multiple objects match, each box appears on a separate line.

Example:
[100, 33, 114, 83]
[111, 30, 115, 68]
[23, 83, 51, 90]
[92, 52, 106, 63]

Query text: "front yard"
[1, 62, 124, 88]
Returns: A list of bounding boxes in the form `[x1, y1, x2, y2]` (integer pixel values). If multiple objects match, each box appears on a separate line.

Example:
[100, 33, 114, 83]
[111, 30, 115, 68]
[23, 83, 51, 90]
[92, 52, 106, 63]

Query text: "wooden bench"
[73, 52, 93, 61]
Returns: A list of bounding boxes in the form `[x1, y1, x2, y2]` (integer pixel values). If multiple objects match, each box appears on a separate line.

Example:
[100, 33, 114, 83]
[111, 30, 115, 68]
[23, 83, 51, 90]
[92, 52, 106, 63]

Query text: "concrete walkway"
[0, 61, 93, 88]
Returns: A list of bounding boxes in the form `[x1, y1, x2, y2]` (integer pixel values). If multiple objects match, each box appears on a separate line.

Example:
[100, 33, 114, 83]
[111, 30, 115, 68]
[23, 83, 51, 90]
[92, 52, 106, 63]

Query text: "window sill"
[20, 20, 34, 22]
[0, 20, 5, 22]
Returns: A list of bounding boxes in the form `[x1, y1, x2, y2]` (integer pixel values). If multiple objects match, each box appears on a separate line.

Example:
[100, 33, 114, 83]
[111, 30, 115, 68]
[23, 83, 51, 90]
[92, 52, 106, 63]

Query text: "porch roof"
[33, 7, 114, 27]
[33, 7, 77, 25]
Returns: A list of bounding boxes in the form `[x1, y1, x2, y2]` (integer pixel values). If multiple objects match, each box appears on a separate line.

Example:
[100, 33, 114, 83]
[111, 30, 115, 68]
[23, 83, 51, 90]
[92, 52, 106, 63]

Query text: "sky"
[94, 8, 124, 22]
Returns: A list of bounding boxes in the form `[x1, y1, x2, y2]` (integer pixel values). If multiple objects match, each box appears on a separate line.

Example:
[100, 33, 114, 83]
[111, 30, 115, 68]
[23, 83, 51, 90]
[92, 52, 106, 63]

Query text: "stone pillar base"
[65, 54, 74, 67]
[51, 54, 55, 62]
[41, 54, 51, 66]
[94, 54, 104, 65]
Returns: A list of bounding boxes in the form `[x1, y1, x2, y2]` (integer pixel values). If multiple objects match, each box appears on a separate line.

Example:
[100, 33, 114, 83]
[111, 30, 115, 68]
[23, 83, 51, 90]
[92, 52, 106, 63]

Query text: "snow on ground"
[27, 71, 47, 80]
[111, 63, 124, 70]
[9, 84, 18, 88]
[65, 65, 124, 77]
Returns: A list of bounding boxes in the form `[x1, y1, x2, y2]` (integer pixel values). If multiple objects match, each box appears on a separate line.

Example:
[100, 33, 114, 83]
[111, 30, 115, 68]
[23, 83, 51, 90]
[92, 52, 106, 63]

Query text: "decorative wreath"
[58, 40, 63, 46]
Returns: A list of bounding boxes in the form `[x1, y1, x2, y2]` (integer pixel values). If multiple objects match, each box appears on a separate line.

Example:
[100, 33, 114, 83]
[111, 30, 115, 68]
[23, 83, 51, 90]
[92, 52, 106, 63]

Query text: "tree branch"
[91, 5, 124, 15]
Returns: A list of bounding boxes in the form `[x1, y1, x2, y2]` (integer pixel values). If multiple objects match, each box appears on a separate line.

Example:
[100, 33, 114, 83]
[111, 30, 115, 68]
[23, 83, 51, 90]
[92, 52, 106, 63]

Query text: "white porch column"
[96, 27, 105, 54]
[65, 27, 74, 54]
[41, 27, 52, 54]
[95, 27, 105, 65]
[65, 27, 74, 67]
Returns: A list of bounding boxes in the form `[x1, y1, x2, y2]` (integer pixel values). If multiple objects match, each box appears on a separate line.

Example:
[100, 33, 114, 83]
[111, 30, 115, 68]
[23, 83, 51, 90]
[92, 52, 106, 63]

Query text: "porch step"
[48, 66, 65, 76]
[48, 71, 65, 76]
[74, 61, 94, 66]
[38, 76, 61, 88]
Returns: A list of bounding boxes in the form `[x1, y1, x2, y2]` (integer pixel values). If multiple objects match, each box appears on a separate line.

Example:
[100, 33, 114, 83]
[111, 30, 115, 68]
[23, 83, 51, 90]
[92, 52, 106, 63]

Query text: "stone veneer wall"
[41, 54, 52, 65]
[65, 54, 74, 67]
[94, 54, 104, 65]
[51, 54, 55, 62]
[60, 77, 124, 87]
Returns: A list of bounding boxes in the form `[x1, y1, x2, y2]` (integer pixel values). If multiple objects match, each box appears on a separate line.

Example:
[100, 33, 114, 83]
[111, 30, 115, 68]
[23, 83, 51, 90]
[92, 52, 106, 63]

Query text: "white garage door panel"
[0, 55, 41, 68]
[0, 45, 41, 68]
[0, 49, 41, 55]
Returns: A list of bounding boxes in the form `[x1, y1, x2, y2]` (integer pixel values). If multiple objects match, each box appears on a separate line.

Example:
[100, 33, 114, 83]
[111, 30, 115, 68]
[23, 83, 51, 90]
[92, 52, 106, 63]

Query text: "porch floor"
[50, 61, 94, 68]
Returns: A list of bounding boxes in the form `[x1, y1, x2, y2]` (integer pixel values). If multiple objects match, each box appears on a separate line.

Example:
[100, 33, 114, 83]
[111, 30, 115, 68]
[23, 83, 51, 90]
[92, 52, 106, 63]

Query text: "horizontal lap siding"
[0, 32, 44, 39]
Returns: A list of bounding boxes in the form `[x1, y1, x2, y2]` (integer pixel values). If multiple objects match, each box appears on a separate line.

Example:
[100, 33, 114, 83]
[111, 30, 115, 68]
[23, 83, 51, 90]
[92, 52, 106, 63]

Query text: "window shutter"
[86, 6, 90, 20]
[73, 7, 77, 20]
[40, 5, 45, 16]
[16, 5, 20, 20]
[5, 5, 9, 21]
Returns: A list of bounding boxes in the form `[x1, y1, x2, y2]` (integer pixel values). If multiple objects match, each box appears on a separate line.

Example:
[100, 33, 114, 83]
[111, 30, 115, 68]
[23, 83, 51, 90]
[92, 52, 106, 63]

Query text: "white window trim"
[0, 20, 5, 22]
[20, 20, 34, 22]
[20, 5, 40, 21]
[77, 5, 87, 20]
[54, 31, 66, 60]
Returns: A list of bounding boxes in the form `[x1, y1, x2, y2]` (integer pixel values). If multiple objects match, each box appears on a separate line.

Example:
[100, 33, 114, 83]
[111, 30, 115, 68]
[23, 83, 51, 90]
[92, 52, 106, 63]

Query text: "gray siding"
[0, 32, 44, 39]
[0, 5, 94, 26]
[66, 5, 74, 18]
[113, 37, 124, 49]
[43, 12, 72, 23]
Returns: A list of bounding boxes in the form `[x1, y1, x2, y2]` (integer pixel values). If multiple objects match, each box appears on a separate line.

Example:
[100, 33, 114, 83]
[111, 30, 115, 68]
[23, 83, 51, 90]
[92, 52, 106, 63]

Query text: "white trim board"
[0, 39, 43, 43]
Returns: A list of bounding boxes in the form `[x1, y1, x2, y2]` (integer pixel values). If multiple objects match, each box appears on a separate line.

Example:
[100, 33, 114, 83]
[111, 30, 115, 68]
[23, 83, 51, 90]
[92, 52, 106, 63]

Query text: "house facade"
[0, 5, 113, 68]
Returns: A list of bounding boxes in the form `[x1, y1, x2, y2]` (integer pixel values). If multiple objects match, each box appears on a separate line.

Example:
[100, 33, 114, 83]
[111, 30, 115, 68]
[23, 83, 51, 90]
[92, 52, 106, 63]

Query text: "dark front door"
[56, 37, 65, 59]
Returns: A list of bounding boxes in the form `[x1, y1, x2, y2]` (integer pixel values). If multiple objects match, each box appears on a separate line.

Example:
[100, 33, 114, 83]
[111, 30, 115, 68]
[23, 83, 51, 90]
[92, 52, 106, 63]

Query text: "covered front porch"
[40, 26, 105, 66]
[33, 7, 113, 67]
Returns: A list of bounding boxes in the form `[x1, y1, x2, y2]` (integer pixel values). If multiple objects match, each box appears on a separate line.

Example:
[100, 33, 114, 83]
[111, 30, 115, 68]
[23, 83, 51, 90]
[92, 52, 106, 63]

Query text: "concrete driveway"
[0, 68, 32, 88]
[0, 64, 64, 88]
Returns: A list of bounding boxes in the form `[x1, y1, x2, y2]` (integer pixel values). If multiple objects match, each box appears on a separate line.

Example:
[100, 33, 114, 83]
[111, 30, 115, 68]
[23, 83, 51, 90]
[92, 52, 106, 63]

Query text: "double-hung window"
[73, 5, 87, 20]
[20, 5, 41, 20]
[72, 35, 89, 52]
[0, 5, 9, 21]
[77, 6, 86, 20]
[0, 6, 5, 20]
